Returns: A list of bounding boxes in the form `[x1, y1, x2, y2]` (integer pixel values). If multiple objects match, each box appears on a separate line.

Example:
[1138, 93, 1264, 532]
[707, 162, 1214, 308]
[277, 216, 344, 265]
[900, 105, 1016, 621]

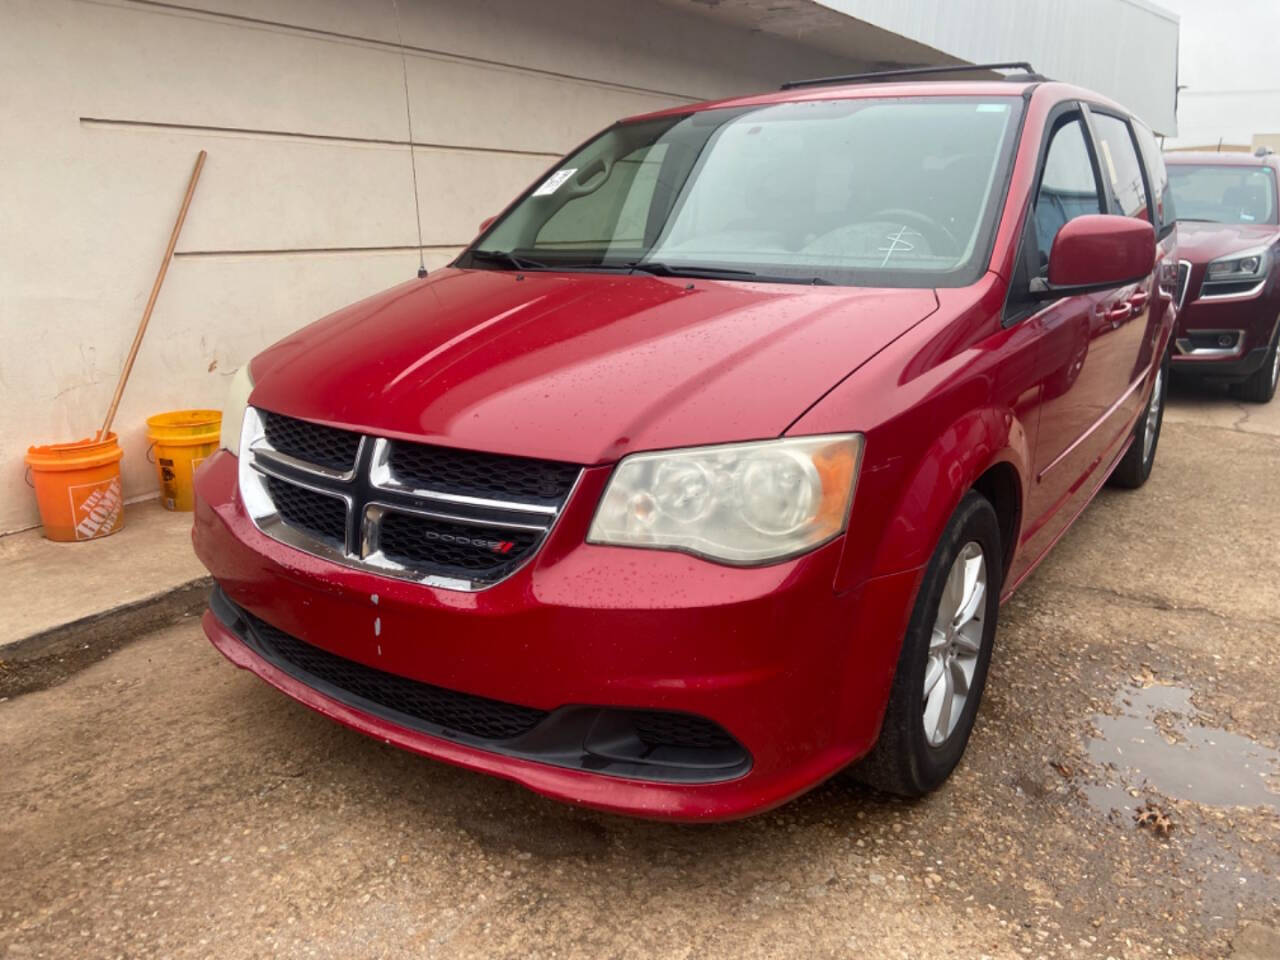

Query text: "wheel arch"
[852, 405, 1031, 590]
[970, 460, 1022, 582]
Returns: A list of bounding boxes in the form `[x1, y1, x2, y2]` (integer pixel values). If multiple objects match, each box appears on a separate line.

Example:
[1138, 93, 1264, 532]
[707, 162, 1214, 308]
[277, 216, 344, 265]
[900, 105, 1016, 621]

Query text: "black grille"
[1176, 262, 1191, 308]
[388, 441, 579, 505]
[266, 476, 346, 545]
[249, 411, 580, 585]
[263, 411, 362, 473]
[378, 512, 540, 577]
[631, 711, 737, 751]
[246, 612, 547, 741]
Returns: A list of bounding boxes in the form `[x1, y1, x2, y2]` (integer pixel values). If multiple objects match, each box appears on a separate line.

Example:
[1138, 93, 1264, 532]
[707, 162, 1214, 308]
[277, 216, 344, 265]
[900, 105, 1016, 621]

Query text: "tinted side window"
[1034, 117, 1104, 266]
[1131, 120, 1176, 234]
[1092, 114, 1151, 221]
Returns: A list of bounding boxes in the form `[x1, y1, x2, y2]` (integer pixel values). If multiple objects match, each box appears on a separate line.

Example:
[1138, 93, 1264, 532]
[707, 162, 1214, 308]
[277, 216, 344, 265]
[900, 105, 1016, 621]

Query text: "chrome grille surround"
[1175, 259, 1191, 311]
[237, 407, 580, 591]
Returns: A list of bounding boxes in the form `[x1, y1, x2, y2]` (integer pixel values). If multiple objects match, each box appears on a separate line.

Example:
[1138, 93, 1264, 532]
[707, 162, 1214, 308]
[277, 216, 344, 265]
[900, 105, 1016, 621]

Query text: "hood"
[1176, 221, 1280, 264]
[248, 268, 938, 464]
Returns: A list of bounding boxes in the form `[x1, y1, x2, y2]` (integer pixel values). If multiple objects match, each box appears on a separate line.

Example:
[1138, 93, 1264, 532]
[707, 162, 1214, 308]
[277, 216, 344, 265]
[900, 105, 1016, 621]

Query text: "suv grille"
[240, 408, 580, 589]
[265, 476, 346, 546]
[262, 411, 361, 473]
[389, 443, 579, 505]
[377, 512, 541, 576]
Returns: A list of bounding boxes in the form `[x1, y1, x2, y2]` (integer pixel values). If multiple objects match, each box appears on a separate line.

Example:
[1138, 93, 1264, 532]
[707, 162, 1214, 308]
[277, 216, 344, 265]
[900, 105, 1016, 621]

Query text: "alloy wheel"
[923, 541, 986, 747]
[1143, 365, 1164, 463]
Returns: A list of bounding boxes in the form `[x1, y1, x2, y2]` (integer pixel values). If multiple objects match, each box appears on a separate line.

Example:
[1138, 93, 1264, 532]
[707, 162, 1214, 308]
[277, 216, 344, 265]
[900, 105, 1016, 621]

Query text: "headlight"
[218, 363, 256, 455]
[1205, 247, 1269, 281]
[587, 434, 863, 565]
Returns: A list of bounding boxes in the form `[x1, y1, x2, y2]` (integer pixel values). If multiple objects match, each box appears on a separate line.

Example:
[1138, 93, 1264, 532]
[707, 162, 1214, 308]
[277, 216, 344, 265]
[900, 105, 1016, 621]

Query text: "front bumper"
[1173, 274, 1279, 380]
[193, 450, 921, 821]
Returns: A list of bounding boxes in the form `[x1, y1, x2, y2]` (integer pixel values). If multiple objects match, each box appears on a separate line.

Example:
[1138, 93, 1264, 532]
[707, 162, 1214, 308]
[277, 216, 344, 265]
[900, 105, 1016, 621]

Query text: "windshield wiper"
[629, 261, 835, 285]
[468, 250, 551, 271]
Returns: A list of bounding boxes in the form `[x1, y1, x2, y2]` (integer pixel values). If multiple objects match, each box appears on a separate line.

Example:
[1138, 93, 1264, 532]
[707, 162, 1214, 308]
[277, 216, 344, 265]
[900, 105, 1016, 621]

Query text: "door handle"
[1128, 290, 1150, 310]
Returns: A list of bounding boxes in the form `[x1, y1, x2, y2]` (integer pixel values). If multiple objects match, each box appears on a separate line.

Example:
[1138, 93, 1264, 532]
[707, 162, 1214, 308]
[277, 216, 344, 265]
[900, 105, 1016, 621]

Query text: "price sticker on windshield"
[533, 168, 578, 196]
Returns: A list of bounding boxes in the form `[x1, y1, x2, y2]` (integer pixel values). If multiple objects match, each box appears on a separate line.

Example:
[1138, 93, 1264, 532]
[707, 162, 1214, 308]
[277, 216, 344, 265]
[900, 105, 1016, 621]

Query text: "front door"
[1020, 109, 1156, 558]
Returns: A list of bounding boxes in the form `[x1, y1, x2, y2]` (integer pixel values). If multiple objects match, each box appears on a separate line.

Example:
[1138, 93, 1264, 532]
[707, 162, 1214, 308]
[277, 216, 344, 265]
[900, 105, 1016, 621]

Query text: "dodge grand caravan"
[194, 64, 1177, 820]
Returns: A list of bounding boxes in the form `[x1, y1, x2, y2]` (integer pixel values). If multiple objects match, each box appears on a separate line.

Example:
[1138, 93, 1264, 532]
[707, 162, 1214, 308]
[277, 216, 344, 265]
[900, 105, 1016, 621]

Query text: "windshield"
[1167, 164, 1278, 225]
[459, 97, 1024, 287]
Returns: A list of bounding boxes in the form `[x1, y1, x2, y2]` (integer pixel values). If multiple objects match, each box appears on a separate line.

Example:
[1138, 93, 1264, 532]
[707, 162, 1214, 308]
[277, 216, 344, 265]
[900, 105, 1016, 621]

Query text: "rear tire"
[852, 491, 1002, 797]
[1230, 329, 1280, 404]
[1109, 351, 1168, 490]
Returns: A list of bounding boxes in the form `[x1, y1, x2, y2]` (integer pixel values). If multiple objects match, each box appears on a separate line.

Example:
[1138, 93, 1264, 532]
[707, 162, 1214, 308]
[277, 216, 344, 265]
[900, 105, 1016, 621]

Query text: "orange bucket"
[24, 434, 126, 542]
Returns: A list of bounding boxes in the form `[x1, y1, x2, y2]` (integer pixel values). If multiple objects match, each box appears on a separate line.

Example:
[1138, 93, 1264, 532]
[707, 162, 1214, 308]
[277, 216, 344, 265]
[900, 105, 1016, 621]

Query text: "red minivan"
[194, 65, 1177, 820]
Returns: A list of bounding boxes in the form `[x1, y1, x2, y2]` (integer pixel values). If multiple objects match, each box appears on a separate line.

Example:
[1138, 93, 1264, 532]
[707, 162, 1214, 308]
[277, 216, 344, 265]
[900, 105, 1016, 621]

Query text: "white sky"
[1156, 0, 1280, 146]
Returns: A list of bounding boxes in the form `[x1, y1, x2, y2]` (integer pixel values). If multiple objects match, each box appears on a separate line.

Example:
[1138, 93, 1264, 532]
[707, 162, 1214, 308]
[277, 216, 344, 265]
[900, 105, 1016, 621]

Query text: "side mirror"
[1033, 215, 1155, 298]
[477, 216, 496, 235]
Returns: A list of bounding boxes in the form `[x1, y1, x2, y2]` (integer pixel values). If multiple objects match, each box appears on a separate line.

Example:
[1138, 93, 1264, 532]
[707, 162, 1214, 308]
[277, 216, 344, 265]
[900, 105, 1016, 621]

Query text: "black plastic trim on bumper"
[209, 587, 752, 784]
[1171, 345, 1270, 381]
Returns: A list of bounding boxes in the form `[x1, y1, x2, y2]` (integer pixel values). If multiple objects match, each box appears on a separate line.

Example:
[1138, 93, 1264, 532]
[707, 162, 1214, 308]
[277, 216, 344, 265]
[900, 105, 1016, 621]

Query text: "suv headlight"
[587, 434, 863, 565]
[1205, 246, 1269, 282]
[218, 364, 256, 456]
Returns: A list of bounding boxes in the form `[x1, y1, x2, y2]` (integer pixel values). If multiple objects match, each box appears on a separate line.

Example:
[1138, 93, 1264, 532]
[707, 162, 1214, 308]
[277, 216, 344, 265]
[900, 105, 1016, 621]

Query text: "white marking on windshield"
[878, 226, 919, 267]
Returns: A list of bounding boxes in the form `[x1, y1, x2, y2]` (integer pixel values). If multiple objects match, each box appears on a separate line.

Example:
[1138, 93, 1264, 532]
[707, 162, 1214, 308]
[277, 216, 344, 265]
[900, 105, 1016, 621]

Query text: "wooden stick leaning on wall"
[97, 149, 207, 441]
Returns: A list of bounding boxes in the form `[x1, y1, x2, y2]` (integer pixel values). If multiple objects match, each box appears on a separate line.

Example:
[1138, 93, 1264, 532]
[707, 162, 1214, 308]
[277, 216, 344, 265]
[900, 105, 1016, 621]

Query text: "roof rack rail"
[780, 61, 1044, 91]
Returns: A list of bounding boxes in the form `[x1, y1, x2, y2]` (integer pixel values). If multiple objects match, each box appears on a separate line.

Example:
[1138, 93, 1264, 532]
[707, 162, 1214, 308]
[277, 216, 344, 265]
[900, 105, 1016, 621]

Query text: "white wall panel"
[79, 124, 554, 250]
[0, 0, 865, 531]
[815, 0, 1180, 133]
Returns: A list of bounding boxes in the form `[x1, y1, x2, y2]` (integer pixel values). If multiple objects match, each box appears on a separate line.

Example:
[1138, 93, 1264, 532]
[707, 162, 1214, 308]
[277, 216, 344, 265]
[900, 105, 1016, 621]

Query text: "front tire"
[1108, 351, 1168, 489]
[852, 491, 1002, 797]
[1230, 328, 1280, 404]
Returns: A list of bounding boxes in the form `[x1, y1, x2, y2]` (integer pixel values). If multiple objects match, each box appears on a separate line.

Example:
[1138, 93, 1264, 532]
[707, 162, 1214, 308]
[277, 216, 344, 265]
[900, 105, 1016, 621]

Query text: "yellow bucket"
[146, 409, 221, 511]
[25, 434, 126, 541]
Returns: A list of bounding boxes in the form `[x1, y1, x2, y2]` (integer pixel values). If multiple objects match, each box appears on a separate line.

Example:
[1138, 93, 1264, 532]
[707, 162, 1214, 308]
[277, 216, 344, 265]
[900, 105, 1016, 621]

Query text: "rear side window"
[1131, 120, 1175, 235]
[1033, 116, 1104, 266]
[1091, 113, 1151, 221]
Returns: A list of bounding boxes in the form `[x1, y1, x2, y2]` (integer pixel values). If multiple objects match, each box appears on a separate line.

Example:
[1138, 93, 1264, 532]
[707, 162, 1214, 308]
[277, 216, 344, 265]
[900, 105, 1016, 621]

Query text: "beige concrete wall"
[0, 0, 864, 533]
[1254, 134, 1280, 155]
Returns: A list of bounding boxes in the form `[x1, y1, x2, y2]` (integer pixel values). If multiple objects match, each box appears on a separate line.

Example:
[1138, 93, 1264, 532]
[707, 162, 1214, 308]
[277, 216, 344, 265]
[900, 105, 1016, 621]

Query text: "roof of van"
[624, 80, 1129, 124]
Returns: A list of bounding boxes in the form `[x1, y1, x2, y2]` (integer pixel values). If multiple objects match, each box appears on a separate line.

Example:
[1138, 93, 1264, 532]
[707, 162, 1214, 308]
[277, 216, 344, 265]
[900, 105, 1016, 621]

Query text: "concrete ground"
[2, 380, 1278, 960]
[0, 499, 207, 646]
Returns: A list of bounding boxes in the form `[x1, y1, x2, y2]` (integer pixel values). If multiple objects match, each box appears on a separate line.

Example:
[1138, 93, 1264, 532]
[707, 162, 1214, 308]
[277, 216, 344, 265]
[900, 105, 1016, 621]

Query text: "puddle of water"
[1084, 683, 1280, 812]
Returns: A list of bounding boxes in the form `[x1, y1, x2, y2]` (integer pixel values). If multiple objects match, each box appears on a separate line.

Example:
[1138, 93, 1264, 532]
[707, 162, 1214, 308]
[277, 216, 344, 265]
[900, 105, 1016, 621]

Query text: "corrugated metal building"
[0, 0, 1179, 532]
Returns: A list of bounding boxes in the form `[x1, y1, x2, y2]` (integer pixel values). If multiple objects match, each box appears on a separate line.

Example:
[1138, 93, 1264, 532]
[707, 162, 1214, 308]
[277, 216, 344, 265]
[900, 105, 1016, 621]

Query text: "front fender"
[857, 407, 1030, 587]
[787, 272, 1036, 595]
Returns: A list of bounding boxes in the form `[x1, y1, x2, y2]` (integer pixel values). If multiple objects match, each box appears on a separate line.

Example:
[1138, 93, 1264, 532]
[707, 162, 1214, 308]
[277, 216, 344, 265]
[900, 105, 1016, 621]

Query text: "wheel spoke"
[954, 572, 985, 628]
[924, 665, 954, 745]
[950, 655, 971, 696]
[929, 626, 949, 655]
[953, 620, 983, 655]
[923, 656, 945, 697]
[940, 561, 963, 622]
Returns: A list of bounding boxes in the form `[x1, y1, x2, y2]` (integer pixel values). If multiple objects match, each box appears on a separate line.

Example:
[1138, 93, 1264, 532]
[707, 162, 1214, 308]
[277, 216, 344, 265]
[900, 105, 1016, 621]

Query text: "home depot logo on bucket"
[69, 476, 124, 540]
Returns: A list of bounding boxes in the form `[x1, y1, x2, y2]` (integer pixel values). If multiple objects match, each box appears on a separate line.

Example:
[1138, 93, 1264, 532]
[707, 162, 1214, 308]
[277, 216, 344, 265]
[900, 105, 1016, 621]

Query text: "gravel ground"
[2, 379, 1278, 960]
